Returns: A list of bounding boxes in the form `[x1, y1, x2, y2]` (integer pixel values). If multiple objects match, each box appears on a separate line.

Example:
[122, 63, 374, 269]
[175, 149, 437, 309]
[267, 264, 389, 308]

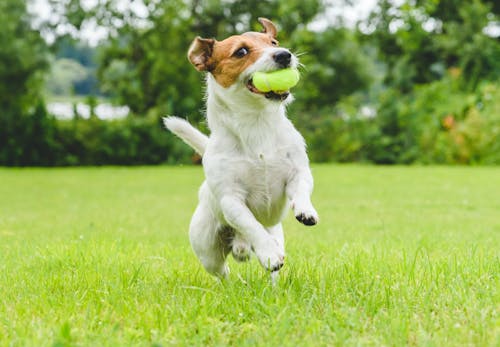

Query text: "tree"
[352, 0, 500, 164]
[58, 0, 323, 120]
[0, 0, 53, 166]
[290, 27, 375, 111]
[363, 0, 500, 91]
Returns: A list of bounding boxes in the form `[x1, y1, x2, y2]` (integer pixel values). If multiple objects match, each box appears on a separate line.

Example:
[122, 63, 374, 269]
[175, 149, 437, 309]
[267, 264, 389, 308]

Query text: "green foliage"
[97, 0, 201, 117]
[433, 0, 500, 90]
[299, 73, 500, 164]
[67, 0, 323, 118]
[52, 115, 193, 166]
[365, 0, 500, 90]
[0, 101, 63, 166]
[296, 97, 378, 163]
[2, 108, 195, 167]
[0, 0, 50, 166]
[0, 1, 47, 107]
[316, 0, 500, 165]
[416, 79, 500, 164]
[3, 0, 500, 166]
[291, 28, 375, 110]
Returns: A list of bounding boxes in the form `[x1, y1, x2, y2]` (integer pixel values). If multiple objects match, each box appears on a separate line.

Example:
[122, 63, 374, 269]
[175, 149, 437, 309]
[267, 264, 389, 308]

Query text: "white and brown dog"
[164, 18, 318, 279]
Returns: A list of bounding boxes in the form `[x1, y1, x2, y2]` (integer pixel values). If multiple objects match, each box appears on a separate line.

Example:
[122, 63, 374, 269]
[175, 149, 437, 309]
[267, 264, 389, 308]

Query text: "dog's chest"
[238, 130, 292, 181]
[240, 149, 292, 225]
[205, 115, 302, 225]
[245, 149, 289, 186]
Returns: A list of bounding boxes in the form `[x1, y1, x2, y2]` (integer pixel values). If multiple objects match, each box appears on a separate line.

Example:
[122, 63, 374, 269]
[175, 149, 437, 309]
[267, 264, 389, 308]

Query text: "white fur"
[163, 117, 208, 155]
[165, 47, 318, 278]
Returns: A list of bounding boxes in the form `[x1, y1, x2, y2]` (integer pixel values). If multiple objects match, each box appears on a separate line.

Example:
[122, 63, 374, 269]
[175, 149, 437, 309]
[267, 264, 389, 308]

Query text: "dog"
[164, 18, 318, 279]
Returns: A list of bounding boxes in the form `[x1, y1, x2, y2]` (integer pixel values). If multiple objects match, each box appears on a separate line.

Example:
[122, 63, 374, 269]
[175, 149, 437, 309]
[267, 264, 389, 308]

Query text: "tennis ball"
[252, 68, 300, 93]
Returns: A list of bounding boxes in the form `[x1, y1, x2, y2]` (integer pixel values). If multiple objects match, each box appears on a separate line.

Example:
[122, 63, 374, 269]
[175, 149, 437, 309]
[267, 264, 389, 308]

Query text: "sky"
[30, 0, 379, 46]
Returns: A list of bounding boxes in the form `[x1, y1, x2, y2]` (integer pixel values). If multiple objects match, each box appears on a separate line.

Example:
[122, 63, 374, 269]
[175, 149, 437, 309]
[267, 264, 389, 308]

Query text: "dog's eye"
[233, 47, 249, 58]
[271, 40, 279, 46]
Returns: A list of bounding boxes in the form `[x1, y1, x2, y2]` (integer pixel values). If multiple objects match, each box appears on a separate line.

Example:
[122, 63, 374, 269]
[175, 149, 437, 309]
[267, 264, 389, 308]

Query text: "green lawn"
[0, 165, 499, 346]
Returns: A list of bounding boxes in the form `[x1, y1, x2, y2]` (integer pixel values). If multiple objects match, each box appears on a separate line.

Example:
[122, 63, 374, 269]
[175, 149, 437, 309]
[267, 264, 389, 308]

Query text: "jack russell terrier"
[164, 18, 318, 279]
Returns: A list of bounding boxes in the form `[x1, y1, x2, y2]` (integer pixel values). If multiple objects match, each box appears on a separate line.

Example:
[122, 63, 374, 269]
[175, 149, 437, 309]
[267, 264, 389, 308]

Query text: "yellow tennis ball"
[252, 68, 300, 93]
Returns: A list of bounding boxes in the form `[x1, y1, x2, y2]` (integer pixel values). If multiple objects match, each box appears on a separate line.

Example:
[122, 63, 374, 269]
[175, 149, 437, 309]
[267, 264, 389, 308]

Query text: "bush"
[1, 109, 196, 166]
[2, 76, 499, 167]
[53, 115, 194, 166]
[426, 81, 500, 164]
[296, 74, 500, 165]
[0, 101, 62, 166]
[296, 95, 379, 163]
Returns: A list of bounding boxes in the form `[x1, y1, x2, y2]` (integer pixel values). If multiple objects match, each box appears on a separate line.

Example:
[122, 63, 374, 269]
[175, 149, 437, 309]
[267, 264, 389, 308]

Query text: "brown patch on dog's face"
[187, 18, 280, 88]
[209, 33, 279, 87]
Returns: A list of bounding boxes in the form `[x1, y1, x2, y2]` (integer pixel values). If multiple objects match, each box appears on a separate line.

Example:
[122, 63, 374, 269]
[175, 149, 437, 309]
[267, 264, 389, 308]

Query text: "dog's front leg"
[220, 195, 285, 272]
[287, 168, 319, 226]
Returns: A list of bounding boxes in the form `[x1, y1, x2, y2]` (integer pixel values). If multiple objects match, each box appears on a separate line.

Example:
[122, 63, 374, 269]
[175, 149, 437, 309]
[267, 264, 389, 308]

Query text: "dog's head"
[188, 18, 298, 104]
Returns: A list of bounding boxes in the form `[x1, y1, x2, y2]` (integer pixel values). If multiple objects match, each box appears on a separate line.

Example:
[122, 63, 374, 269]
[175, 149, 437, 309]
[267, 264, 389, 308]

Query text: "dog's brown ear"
[188, 36, 215, 71]
[258, 17, 278, 38]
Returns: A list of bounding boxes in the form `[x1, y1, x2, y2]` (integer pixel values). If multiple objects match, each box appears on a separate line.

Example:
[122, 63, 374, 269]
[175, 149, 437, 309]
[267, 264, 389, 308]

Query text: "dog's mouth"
[246, 78, 290, 101]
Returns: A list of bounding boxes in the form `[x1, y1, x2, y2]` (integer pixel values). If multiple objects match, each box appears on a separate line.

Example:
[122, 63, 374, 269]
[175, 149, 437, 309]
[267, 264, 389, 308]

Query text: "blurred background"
[1, 0, 499, 166]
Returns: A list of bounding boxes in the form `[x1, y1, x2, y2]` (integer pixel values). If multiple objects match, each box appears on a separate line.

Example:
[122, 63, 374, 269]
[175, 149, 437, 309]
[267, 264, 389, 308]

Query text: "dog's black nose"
[273, 50, 292, 67]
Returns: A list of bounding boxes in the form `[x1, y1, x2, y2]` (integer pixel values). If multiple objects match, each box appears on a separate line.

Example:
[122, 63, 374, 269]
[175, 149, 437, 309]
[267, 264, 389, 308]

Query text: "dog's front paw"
[294, 203, 319, 226]
[254, 240, 285, 272]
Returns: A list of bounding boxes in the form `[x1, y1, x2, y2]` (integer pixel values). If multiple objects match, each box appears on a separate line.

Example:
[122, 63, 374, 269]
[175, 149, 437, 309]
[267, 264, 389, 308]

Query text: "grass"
[0, 165, 499, 346]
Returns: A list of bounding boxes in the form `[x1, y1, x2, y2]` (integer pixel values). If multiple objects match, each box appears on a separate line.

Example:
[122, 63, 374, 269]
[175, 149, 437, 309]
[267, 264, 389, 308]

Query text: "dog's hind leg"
[267, 223, 285, 284]
[219, 195, 285, 272]
[189, 184, 231, 278]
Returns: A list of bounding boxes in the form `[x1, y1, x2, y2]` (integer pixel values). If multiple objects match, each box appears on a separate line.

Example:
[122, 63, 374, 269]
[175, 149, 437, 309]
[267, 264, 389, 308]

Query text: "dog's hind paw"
[231, 239, 251, 262]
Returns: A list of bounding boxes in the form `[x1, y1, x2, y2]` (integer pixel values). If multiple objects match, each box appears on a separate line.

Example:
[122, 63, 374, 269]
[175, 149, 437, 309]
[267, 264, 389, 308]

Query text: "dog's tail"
[163, 116, 208, 156]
